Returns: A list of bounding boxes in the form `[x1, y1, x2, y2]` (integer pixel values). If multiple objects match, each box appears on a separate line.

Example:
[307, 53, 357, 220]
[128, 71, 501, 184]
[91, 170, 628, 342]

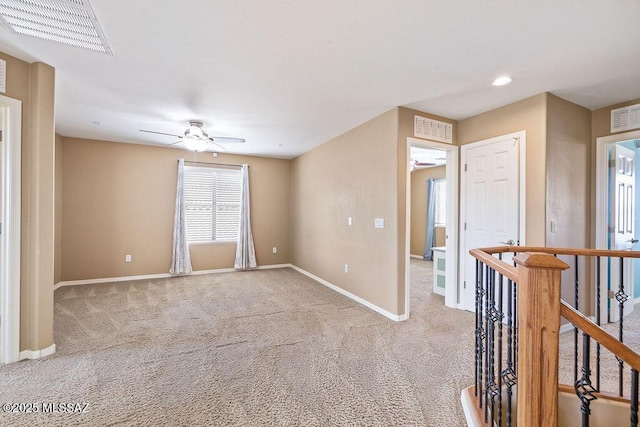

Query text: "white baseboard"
[54, 264, 293, 290]
[20, 343, 56, 360]
[635, 296, 640, 305]
[289, 265, 406, 322]
[410, 254, 424, 260]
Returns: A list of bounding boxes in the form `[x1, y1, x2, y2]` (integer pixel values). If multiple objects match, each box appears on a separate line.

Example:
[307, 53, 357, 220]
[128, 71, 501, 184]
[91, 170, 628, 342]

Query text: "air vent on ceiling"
[414, 115, 453, 144]
[611, 103, 640, 133]
[0, 0, 112, 55]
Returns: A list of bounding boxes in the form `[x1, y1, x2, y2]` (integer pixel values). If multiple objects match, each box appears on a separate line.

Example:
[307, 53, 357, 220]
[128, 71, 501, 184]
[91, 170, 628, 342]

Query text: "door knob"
[630, 238, 639, 244]
[499, 239, 515, 245]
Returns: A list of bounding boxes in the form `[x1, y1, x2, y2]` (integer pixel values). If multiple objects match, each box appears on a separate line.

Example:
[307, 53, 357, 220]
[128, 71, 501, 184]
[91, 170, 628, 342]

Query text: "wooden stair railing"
[560, 303, 640, 373]
[467, 247, 640, 427]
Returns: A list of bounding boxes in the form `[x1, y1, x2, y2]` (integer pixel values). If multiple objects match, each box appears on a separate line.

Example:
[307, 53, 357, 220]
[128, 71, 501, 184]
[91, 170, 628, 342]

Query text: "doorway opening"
[596, 130, 640, 323]
[0, 94, 22, 363]
[405, 137, 458, 317]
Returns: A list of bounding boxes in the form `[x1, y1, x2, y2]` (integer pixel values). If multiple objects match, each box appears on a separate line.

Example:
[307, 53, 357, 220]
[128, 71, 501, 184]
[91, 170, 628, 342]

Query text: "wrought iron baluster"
[618, 257, 627, 397]
[497, 271, 504, 426]
[574, 255, 579, 384]
[476, 260, 486, 409]
[483, 266, 491, 423]
[596, 256, 601, 391]
[475, 259, 480, 398]
[513, 277, 518, 376]
[503, 278, 516, 427]
[575, 332, 596, 427]
[486, 267, 500, 427]
[631, 368, 639, 427]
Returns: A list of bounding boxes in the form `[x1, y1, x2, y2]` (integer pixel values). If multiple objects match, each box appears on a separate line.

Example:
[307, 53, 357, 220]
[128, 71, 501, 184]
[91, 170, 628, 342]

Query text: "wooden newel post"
[514, 252, 569, 427]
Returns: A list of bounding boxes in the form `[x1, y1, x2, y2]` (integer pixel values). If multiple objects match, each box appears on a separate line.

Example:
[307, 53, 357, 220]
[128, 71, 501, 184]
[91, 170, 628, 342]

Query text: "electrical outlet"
[272, 247, 277, 254]
[125, 254, 132, 263]
[344, 264, 349, 273]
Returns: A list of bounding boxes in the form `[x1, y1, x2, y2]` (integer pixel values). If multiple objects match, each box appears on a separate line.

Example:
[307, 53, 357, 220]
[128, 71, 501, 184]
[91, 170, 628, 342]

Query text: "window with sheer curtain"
[434, 179, 447, 226]
[183, 166, 242, 243]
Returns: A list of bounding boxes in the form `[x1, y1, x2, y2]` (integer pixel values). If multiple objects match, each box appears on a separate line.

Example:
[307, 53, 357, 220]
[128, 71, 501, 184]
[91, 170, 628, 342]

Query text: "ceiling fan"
[139, 121, 245, 152]
[411, 160, 436, 170]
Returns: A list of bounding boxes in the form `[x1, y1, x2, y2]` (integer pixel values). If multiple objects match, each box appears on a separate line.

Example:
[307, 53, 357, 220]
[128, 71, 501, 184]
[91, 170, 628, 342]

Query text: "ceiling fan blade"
[412, 161, 437, 170]
[209, 137, 246, 144]
[208, 141, 227, 152]
[140, 129, 183, 138]
[168, 140, 183, 147]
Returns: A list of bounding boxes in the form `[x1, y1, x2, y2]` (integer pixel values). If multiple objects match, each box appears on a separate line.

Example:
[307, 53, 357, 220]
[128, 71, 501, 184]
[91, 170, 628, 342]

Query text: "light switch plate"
[374, 218, 384, 229]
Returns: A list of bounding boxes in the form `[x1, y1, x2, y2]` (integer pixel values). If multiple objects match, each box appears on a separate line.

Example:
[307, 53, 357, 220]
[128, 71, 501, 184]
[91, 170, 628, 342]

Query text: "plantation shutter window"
[183, 166, 242, 243]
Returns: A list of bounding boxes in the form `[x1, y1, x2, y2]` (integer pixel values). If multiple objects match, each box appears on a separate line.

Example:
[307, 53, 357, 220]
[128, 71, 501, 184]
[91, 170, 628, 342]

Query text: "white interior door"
[0, 111, 3, 360]
[610, 144, 635, 320]
[461, 134, 520, 312]
[0, 97, 21, 364]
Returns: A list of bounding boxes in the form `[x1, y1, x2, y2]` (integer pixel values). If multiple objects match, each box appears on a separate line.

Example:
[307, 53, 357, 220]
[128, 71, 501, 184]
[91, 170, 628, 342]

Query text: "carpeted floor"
[0, 259, 478, 426]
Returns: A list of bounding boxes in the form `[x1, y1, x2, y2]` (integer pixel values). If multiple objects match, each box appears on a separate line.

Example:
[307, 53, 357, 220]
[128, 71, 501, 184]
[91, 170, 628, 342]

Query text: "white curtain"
[170, 158, 193, 274]
[234, 164, 257, 269]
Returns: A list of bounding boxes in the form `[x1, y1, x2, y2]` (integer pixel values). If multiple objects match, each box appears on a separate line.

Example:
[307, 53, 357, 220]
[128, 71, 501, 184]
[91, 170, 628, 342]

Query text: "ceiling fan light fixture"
[183, 135, 208, 152]
[185, 121, 207, 139]
[188, 125, 203, 139]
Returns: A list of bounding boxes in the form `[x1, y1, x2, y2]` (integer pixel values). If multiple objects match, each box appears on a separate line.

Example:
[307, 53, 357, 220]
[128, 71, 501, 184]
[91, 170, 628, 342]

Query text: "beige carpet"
[0, 259, 477, 426]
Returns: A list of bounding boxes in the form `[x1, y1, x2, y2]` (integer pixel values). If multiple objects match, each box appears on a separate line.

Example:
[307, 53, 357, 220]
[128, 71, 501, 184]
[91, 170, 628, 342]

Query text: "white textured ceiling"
[0, 0, 639, 159]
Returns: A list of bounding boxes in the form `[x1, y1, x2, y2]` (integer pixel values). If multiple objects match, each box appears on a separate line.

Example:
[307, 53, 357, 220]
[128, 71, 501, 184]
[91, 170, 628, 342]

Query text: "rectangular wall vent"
[0, 0, 112, 55]
[414, 115, 453, 144]
[611, 103, 640, 133]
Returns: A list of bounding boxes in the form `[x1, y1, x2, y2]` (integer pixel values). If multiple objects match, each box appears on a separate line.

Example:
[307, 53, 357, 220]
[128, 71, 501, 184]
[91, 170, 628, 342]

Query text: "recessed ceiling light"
[492, 76, 513, 86]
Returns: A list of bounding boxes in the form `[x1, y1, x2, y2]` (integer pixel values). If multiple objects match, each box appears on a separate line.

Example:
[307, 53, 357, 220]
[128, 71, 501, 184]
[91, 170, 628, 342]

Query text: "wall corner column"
[21, 61, 55, 354]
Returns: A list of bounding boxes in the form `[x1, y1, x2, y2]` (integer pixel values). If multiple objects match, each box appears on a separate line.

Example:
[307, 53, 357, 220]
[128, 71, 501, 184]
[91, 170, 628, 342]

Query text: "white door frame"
[595, 129, 640, 323]
[406, 137, 459, 313]
[459, 131, 526, 311]
[0, 95, 21, 363]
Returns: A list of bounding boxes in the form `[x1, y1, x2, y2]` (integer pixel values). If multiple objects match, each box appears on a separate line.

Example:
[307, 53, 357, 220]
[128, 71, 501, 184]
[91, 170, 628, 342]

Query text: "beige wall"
[290, 108, 401, 315]
[458, 93, 548, 246]
[60, 138, 291, 281]
[55, 134, 63, 284]
[546, 94, 591, 311]
[0, 51, 56, 353]
[546, 94, 591, 249]
[410, 166, 446, 256]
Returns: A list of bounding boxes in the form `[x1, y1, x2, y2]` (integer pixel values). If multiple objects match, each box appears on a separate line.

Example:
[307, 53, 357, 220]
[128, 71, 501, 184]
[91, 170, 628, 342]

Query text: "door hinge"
[464, 222, 467, 230]
[463, 281, 467, 289]
[608, 225, 615, 233]
[608, 290, 616, 298]
[464, 163, 468, 172]
[609, 159, 616, 168]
